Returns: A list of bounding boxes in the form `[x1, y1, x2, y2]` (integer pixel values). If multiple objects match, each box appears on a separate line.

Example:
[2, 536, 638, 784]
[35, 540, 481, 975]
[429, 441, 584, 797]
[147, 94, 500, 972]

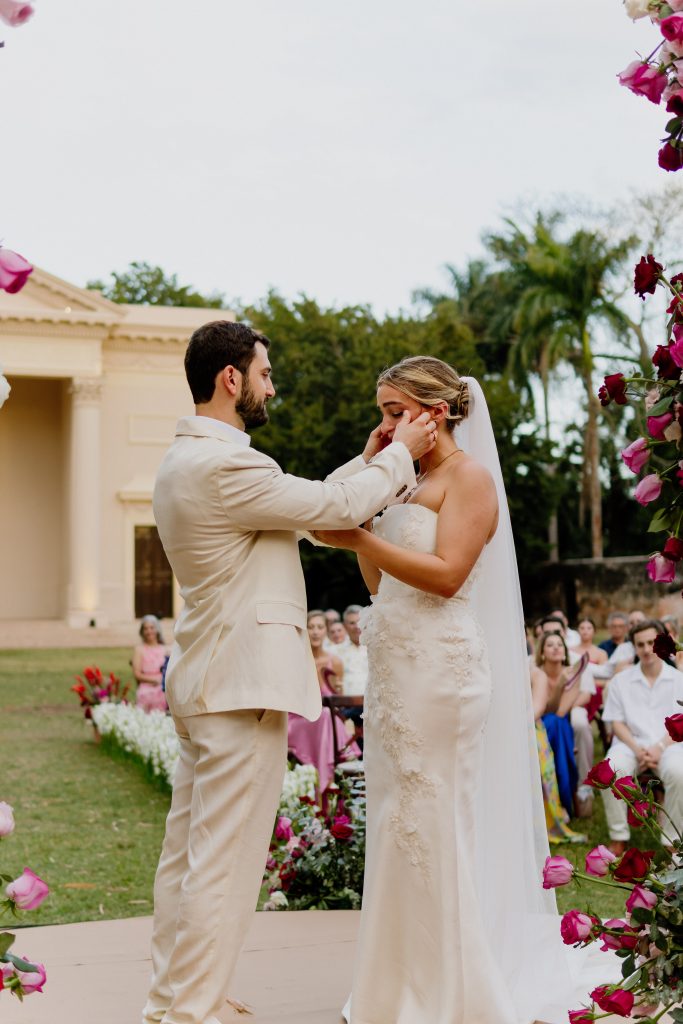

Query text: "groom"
[142, 320, 435, 1024]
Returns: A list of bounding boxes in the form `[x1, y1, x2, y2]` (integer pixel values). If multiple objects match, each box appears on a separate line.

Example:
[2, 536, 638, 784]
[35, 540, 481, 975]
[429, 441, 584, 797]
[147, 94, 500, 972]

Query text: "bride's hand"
[310, 527, 365, 551]
[362, 423, 391, 463]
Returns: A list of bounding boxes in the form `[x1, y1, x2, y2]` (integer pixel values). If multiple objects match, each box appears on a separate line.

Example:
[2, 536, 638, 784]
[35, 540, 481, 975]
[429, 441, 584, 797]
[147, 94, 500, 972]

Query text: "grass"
[0, 648, 170, 926]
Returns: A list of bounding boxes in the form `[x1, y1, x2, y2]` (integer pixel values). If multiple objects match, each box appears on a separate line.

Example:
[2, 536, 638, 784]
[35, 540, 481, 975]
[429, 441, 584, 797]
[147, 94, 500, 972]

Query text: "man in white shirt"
[602, 619, 683, 854]
[338, 605, 369, 697]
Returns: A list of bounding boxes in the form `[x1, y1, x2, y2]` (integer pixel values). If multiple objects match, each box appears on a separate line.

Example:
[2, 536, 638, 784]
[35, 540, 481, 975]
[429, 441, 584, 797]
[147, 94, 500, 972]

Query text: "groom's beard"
[236, 376, 269, 428]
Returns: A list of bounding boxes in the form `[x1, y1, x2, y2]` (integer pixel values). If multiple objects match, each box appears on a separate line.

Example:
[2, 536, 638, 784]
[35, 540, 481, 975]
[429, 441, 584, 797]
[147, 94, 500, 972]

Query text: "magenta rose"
[613, 775, 640, 801]
[599, 918, 640, 952]
[634, 473, 663, 506]
[13, 960, 46, 994]
[665, 712, 683, 741]
[627, 799, 653, 827]
[598, 373, 628, 407]
[0, 0, 33, 27]
[613, 848, 655, 883]
[626, 884, 658, 913]
[659, 141, 683, 171]
[542, 855, 574, 889]
[590, 984, 635, 1016]
[0, 247, 33, 294]
[0, 801, 15, 837]
[585, 759, 616, 789]
[585, 844, 617, 877]
[274, 816, 294, 841]
[672, 333, 683, 368]
[6, 868, 49, 910]
[568, 1011, 595, 1024]
[618, 60, 668, 104]
[560, 910, 596, 945]
[662, 13, 683, 43]
[647, 553, 676, 583]
[647, 411, 674, 438]
[621, 437, 649, 475]
[635, 253, 665, 297]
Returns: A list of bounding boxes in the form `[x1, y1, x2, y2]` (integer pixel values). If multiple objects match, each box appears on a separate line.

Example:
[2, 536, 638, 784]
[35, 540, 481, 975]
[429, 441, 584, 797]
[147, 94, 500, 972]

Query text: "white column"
[67, 377, 102, 627]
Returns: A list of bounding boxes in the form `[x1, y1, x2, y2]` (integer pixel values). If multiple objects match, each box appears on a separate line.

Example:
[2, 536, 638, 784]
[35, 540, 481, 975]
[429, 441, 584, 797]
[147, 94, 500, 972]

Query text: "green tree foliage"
[87, 261, 225, 308]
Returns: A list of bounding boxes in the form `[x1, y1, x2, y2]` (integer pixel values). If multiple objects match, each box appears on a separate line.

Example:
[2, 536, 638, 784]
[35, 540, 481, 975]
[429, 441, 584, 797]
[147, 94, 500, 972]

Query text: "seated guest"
[592, 607, 647, 685]
[572, 617, 608, 666]
[551, 608, 580, 649]
[328, 620, 349, 647]
[599, 611, 629, 658]
[287, 611, 359, 793]
[531, 632, 589, 817]
[133, 615, 169, 713]
[601, 619, 683, 854]
[531, 663, 586, 845]
[322, 608, 342, 651]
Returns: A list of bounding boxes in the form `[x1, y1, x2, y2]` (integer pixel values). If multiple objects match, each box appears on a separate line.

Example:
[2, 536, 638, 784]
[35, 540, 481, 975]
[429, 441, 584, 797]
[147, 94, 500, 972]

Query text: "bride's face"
[376, 383, 425, 440]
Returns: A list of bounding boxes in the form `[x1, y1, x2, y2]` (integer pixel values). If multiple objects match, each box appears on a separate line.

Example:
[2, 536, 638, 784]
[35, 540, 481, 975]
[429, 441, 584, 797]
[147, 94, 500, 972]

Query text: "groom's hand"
[310, 527, 365, 551]
[393, 410, 437, 459]
[362, 423, 391, 463]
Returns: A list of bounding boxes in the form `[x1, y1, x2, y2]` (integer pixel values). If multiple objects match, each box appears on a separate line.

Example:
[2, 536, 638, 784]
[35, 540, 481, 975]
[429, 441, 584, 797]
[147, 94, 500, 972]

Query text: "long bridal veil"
[456, 378, 586, 1023]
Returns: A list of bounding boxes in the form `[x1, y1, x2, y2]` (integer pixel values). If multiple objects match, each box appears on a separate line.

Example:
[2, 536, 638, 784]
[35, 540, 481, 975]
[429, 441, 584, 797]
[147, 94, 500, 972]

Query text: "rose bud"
[664, 536, 683, 561]
[590, 984, 635, 1016]
[613, 848, 655, 883]
[274, 816, 294, 841]
[652, 344, 680, 379]
[330, 817, 354, 841]
[0, 247, 33, 293]
[659, 141, 683, 172]
[647, 554, 676, 583]
[5, 868, 50, 910]
[568, 1010, 595, 1024]
[560, 910, 597, 945]
[585, 844, 617, 877]
[634, 473, 663, 506]
[612, 775, 640, 801]
[626, 884, 658, 913]
[599, 919, 640, 952]
[618, 62, 668, 105]
[0, 801, 15, 837]
[654, 631, 678, 661]
[621, 437, 650, 475]
[661, 13, 683, 44]
[12, 960, 46, 995]
[666, 713, 683, 741]
[627, 799, 653, 827]
[584, 760, 616, 789]
[648, 411, 674, 438]
[542, 855, 574, 889]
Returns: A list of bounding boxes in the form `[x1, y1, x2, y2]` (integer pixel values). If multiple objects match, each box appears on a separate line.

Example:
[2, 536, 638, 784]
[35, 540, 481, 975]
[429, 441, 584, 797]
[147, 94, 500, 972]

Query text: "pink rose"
[626, 884, 658, 913]
[0, 0, 33, 26]
[0, 247, 33, 294]
[618, 59, 668, 103]
[634, 473, 663, 505]
[647, 553, 677, 583]
[274, 816, 294, 841]
[621, 437, 649, 474]
[568, 1011, 594, 1024]
[0, 801, 15, 836]
[585, 844, 617, 877]
[613, 775, 640, 801]
[265, 855, 277, 871]
[590, 984, 635, 1016]
[542, 855, 574, 889]
[560, 910, 596, 945]
[6, 868, 50, 910]
[662, 14, 683, 44]
[647, 411, 674, 438]
[13, 960, 46, 994]
[599, 919, 640, 951]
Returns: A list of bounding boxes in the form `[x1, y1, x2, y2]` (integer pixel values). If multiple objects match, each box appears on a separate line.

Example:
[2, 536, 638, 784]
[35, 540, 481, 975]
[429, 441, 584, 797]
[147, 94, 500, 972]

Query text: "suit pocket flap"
[255, 602, 306, 629]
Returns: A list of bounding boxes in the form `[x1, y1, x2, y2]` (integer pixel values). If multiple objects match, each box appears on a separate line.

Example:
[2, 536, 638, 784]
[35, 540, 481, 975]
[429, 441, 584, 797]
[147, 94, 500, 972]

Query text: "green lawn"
[0, 648, 170, 926]
[0, 647, 658, 927]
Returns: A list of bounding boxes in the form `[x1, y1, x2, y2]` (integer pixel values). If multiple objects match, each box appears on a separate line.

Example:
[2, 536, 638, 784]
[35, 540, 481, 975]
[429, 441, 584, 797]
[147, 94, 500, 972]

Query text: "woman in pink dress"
[287, 610, 360, 792]
[133, 615, 169, 713]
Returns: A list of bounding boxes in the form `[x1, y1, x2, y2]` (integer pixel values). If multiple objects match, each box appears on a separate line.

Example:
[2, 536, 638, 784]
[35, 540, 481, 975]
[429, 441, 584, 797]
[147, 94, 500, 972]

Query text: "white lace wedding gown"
[343, 501, 518, 1024]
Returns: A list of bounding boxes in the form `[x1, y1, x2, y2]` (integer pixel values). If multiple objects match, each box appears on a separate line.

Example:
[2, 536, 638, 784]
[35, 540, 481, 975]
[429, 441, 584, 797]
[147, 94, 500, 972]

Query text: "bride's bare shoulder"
[446, 453, 495, 493]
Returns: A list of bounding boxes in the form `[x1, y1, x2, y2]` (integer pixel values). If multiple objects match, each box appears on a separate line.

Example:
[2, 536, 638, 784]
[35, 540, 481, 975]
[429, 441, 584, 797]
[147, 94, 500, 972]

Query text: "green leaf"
[670, 1008, 683, 1022]
[4, 950, 39, 972]
[648, 507, 674, 533]
[0, 931, 15, 957]
[666, 118, 682, 135]
[648, 394, 674, 418]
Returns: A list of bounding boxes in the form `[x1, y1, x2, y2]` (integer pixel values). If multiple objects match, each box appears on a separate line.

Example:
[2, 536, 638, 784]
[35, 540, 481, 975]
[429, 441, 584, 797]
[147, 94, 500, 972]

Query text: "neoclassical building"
[0, 268, 235, 626]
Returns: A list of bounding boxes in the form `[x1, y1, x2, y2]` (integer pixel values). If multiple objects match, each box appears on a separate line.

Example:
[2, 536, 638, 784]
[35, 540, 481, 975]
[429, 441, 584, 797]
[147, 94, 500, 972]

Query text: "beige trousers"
[142, 708, 288, 1024]
[601, 741, 683, 843]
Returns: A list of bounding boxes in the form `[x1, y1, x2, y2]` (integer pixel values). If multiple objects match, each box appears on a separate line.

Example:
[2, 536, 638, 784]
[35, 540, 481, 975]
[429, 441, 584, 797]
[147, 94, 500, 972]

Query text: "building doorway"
[134, 525, 173, 619]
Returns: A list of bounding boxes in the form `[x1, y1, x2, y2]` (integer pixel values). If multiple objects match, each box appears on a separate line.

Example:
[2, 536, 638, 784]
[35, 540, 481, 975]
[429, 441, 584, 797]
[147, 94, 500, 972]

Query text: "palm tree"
[487, 214, 636, 560]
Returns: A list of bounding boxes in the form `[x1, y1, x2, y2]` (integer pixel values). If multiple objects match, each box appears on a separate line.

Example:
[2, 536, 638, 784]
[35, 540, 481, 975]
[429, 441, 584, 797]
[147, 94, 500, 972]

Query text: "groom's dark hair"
[185, 321, 271, 404]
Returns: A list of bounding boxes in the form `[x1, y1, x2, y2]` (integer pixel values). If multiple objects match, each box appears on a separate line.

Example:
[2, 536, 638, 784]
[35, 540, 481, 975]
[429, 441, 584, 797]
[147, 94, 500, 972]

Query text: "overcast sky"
[1, 1, 666, 314]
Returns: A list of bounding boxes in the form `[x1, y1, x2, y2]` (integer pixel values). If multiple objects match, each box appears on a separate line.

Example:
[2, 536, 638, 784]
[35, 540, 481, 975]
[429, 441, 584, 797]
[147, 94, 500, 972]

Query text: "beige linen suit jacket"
[153, 417, 416, 720]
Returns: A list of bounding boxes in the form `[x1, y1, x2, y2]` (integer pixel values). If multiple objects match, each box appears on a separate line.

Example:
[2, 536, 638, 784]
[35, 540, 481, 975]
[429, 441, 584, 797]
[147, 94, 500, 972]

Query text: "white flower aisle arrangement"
[0, 803, 49, 1001]
[91, 704, 179, 786]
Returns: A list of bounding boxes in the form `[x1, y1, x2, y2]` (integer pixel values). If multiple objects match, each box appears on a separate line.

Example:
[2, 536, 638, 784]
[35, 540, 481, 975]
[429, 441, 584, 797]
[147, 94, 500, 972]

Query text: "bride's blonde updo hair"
[377, 356, 469, 431]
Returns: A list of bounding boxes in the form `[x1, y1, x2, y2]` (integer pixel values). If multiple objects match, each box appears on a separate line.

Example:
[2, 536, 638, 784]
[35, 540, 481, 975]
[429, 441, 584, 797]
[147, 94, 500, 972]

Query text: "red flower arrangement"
[70, 666, 129, 719]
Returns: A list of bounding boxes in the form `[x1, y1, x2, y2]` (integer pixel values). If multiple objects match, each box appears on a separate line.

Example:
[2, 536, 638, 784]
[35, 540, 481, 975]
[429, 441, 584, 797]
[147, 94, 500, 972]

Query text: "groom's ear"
[221, 364, 241, 396]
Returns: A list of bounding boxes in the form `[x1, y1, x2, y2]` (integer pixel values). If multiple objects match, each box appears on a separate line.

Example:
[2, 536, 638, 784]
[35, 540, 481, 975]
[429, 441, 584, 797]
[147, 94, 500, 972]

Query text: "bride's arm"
[316, 462, 497, 599]
[357, 551, 381, 595]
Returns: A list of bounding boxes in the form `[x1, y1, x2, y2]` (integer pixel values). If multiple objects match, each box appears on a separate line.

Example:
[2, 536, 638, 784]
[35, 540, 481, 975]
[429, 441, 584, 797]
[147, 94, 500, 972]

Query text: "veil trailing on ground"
[455, 378, 582, 1022]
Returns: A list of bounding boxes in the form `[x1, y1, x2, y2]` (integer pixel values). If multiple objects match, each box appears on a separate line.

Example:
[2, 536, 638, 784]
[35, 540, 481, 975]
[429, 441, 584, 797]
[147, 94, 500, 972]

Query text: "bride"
[313, 356, 579, 1024]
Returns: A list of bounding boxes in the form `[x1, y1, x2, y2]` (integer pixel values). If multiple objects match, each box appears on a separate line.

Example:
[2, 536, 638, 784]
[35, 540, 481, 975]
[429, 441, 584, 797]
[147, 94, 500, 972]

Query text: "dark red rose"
[664, 536, 683, 561]
[613, 848, 655, 883]
[665, 713, 683, 742]
[635, 254, 664, 298]
[668, 292, 683, 318]
[612, 775, 640, 801]
[590, 985, 635, 1016]
[585, 759, 616, 789]
[279, 865, 297, 890]
[330, 818, 354, 841]
[652, 344, 680, 379]
[299, 795, 316, 806]
[668, 90, 683, 117]
[627, 799, 653, 827]
[659, 141, 683, 172]
[654, 631, 678, 662]
[598, 373, 628, 407]
[672, 273, 683, 288]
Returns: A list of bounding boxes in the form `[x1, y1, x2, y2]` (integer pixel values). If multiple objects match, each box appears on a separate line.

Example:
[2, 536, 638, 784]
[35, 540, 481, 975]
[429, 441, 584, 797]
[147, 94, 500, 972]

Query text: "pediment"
[0, 266, 121, 316]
